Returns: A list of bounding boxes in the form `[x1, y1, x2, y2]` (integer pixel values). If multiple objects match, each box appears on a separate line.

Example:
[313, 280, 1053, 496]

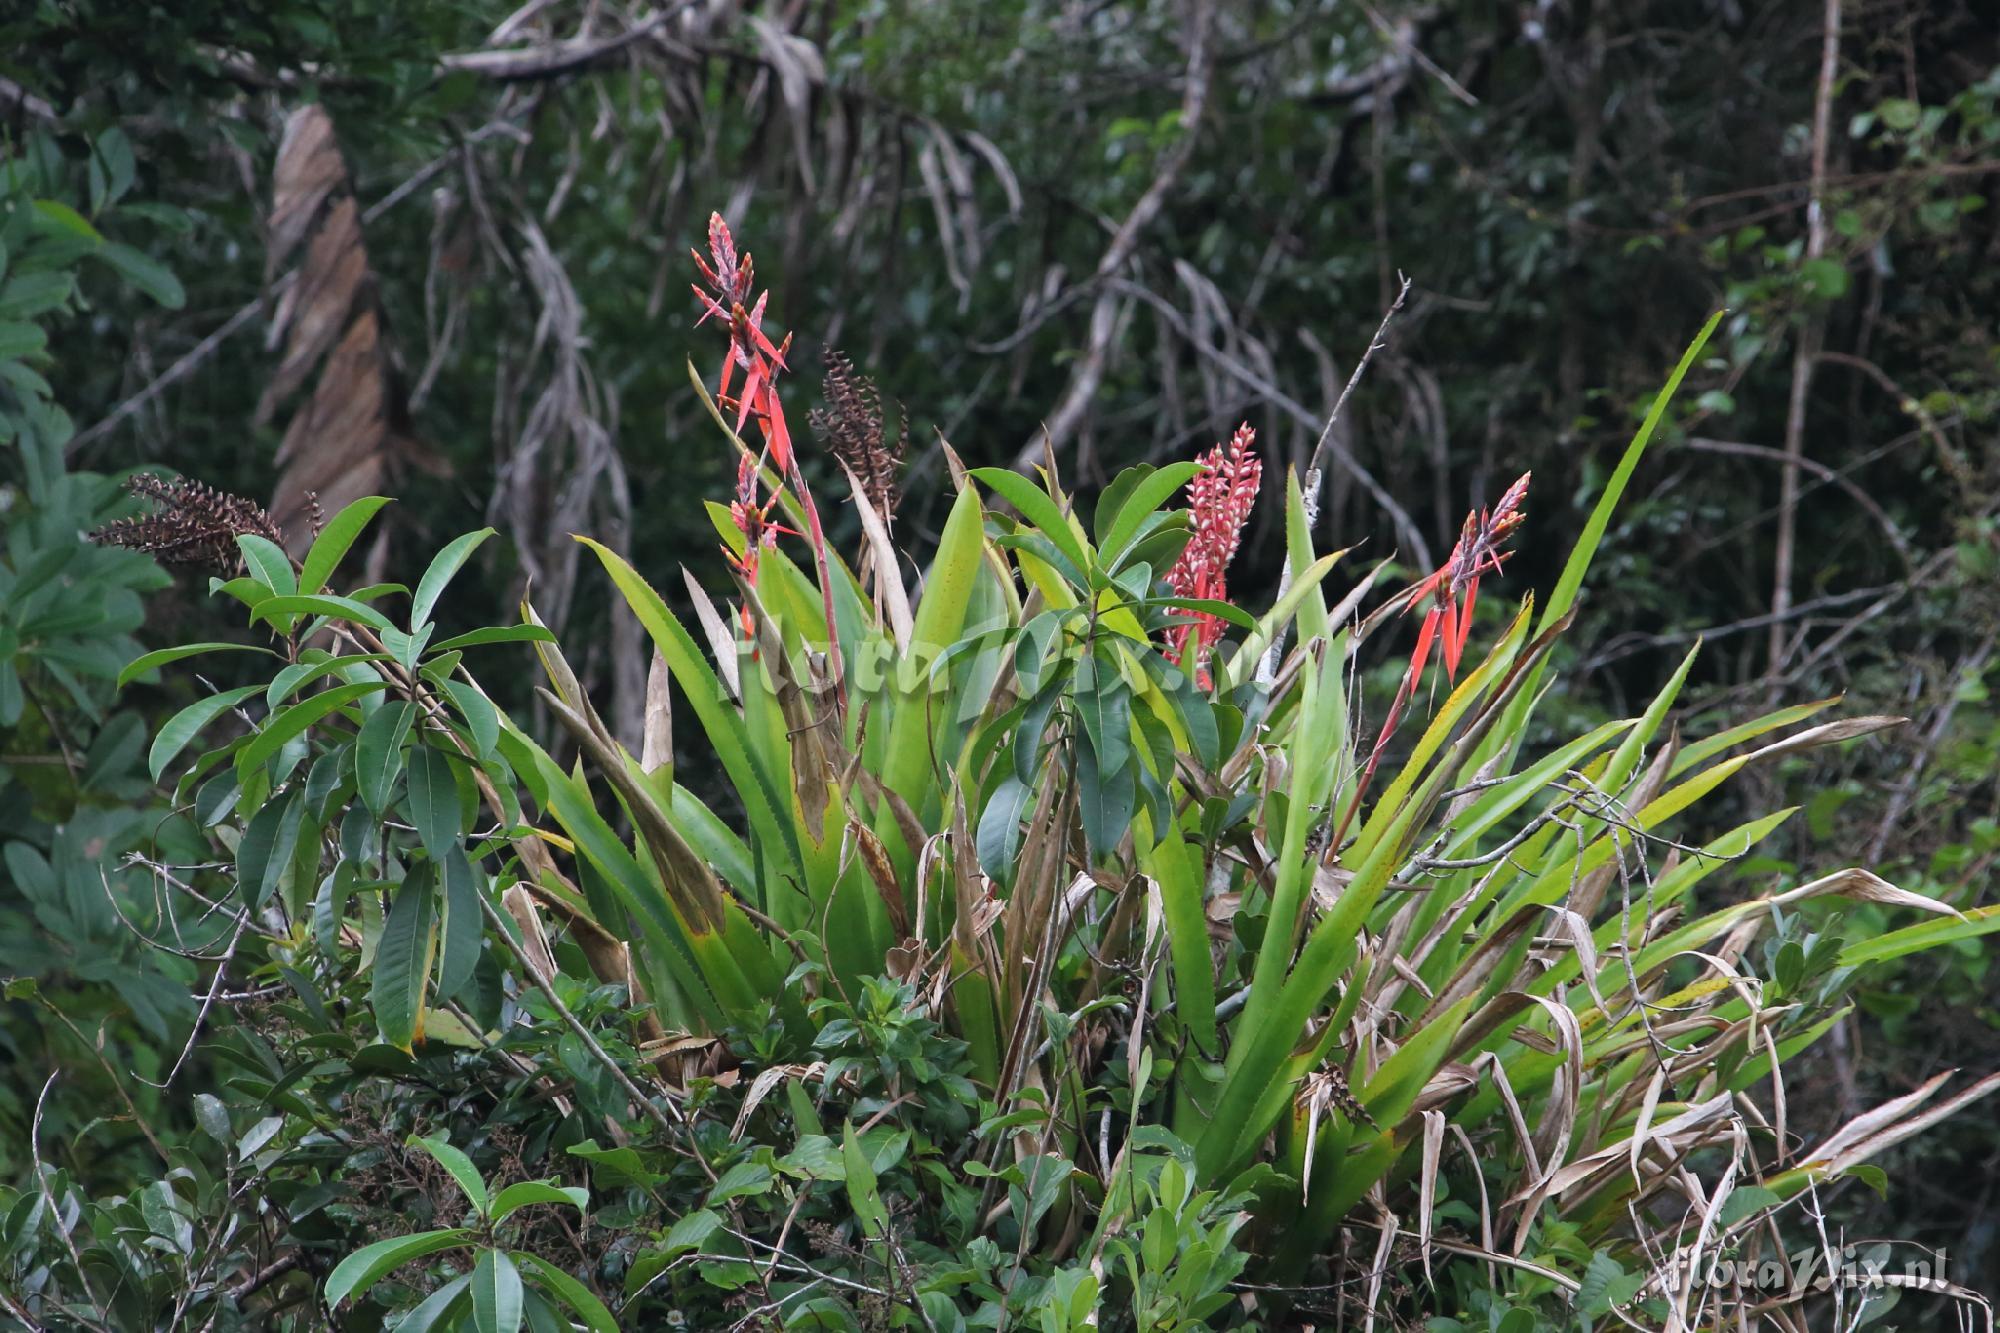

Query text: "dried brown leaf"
[260, 105, 442, 553]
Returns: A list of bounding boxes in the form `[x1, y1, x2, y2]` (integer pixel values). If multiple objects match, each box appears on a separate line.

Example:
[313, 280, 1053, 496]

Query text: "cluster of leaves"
[0, 128, 220, 1184]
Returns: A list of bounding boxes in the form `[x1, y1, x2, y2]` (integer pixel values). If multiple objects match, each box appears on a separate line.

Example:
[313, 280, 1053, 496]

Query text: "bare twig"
[440, 5, 688, 82]
[1769, 0, 1842, 685]
[1259, 274, 1417, 683]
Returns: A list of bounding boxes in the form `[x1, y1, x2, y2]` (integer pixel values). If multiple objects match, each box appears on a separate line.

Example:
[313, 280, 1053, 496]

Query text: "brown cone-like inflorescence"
[810, 350, 904, 520]
[88, 474, 286, 573]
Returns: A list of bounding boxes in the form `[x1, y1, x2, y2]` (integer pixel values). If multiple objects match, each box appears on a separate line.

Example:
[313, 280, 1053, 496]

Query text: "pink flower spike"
[1163, 422, 1262, 684]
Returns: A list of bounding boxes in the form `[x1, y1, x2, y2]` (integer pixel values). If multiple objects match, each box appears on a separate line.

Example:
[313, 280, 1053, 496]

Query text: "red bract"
[692, 212, 843, 712]
[1333, 472, 1531, 853]
[694, 218, 794, 472]
[725, 453, 796, 583]
[1165, 423, 1262, 685]
[691, 212, 753, 312]
[1402, 470, 1530, 686]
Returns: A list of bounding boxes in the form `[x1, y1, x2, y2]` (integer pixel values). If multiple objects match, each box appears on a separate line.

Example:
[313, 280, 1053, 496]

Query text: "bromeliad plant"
[108, 224, 2000, 1328]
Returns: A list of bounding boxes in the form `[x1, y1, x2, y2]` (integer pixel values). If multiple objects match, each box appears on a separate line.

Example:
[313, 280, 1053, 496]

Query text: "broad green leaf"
[299, 497, 393, 596]
[249, 594, 396, 634]
[357, 701, 418, 814]
[119, 642, 274, 689]
[489, 1182, 587, 1222]
[411, 528, 496, 630]
[471, 1248, 523, 1333]
[95, 240, 184, 308]
[437, 848, 482, 1001]
[235, 535, 296, 597]
[410, 1133, 490, 1218]
[705, 1161, 774, 1206]
[32, 199, 103, 242]
[405, 745, 462, 859]
[0, 271, 74, 320]
[236, 790, 304, 908]
[0, 321, 47, 360]
[237, 681, 386, 776]
[1100, 461, 1202, 560]
[842, 1122, 888, 1238]
[324, 1228, 473, 1307]
[511, 1253, 617, 1333]
[1145, 596, 1260, 632]
[266, 653, 389, 710]
[1077, 733, 1136, 858]
[977, 775, 1032, 882]
[392, 1275, 471, 1332]
[442, 679, 500, 759]
[970, 467, 1092, 580]
[426, 625, 558, 654]
[149, 684, 261, 780]
[374, 872, 437, 1051]
[1075, 653, 1131, 778]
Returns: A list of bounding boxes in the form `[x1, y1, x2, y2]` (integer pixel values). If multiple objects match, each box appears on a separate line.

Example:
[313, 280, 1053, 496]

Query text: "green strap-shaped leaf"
[882, 486, 987, 809]
[1839, 903, 2000, 967]
[574, 537, 799, 885]
[1138, 815, 1218, 1055]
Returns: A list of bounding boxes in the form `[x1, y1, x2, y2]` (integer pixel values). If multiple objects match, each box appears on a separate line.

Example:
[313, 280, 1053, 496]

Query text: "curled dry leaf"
[259, 104, 445, 555]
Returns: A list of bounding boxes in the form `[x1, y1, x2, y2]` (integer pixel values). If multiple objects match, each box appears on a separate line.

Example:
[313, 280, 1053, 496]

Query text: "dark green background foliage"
[2, 0, 1997, 1326]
